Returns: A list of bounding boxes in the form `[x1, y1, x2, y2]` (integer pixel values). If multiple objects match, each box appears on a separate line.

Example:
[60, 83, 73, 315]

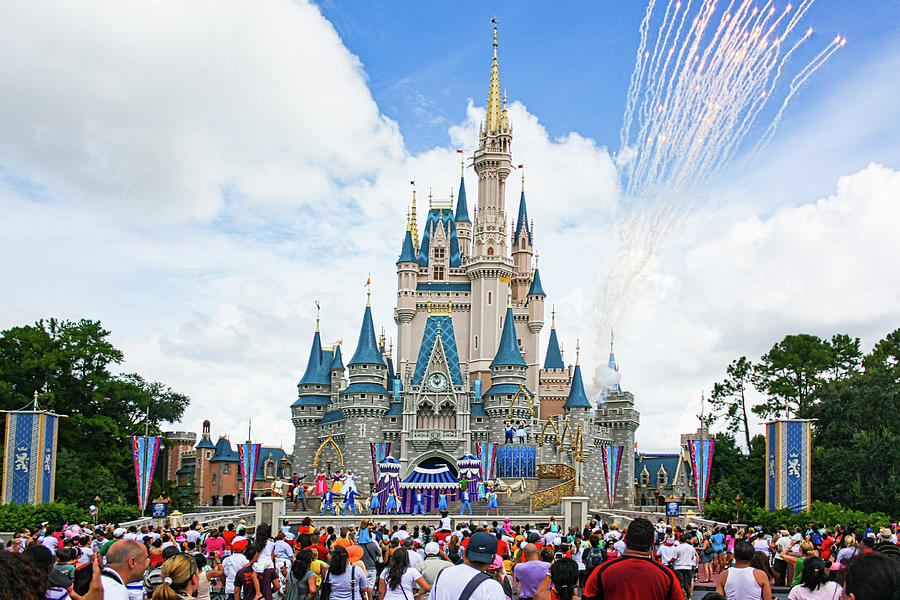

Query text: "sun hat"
[879, 528, 892, 541]
[347, 545, 364, 563]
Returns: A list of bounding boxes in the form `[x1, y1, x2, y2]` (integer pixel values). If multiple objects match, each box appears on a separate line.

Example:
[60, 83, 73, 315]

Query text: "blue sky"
[0, 0, 899, 453]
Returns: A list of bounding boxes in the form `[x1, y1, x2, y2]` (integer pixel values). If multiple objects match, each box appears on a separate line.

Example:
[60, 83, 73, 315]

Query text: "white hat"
[113, 527, 126, 538]
[425, 542, 440, 556]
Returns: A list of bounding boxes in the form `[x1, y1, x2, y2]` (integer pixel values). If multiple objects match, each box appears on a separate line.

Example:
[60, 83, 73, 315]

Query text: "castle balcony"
[407, 429, 463, 453]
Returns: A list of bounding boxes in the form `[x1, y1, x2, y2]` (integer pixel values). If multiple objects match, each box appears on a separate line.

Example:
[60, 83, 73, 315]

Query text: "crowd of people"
[1, 514, 899, 600]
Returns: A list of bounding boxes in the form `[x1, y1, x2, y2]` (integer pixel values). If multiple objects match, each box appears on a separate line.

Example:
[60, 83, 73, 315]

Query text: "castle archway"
[407, 451, 459, 480]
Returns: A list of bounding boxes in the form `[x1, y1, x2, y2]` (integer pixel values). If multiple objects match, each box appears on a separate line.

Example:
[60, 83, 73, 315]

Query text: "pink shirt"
[726, 535, 736, 552]
[206, 537, 226, 556]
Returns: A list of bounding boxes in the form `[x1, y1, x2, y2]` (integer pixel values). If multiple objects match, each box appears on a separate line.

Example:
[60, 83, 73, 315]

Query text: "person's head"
[841, 552, 900, 600]
[589, 534, 600, 548]
[523, 543, 539, 559]
[624, 518, 654, 554]
[540, 546, 554, 563]
[800, 540, 817, 555]
[386, 548, 410, 589]
[106, 540, 151, 583]
[749, 551, 774, 578]
[330, 545, 349, 575]
[733, 541, 755, 563]
[796, 557, 830, 591]
[0, 552, 46, 600]
[22, 544, 55, 574]
[465, 532, 499, 568]
[425, 542, 440, 557]
[153, 554, 199, 600]
[548, 557, 578, 600]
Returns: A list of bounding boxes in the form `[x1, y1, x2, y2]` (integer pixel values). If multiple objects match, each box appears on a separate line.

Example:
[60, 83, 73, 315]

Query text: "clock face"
[427, 372, 448, 391]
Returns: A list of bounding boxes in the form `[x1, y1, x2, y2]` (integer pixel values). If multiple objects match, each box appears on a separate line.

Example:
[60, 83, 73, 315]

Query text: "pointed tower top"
[299, 328, 331, 386]
[330, 342, 344, 370]
[348, 304, 385, 366]
[543, 310, 564, 370]
[485, 22, 502, 136]
[397, 229, 416, 264]
[492, 305, 527, 367]
[410, 188, 420, 253]
[608, 329, 622, 394]
[528, 268, 546, 297]
[551, 306, 556, 329]
[514, 184, 532, 245]
[564, 360, 592, 409]
[455, 162, 470, 223]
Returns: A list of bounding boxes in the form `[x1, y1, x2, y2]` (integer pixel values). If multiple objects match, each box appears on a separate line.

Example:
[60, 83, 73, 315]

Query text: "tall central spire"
[485, 24, 502, 135]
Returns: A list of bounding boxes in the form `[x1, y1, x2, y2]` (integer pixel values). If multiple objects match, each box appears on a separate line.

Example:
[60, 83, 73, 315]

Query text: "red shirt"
[223, 530, 237, 550]
[584, 555, 682, 600]
[497, 539, 510, 556]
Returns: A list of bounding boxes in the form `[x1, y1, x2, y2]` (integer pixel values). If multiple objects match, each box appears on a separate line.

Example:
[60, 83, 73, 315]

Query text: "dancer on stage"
[368, 489, 381, 514]
[460, 488, 473, 515]
[321, 489, 336, 515]
[331, 472, 344, 494]
[437, 490, 448, 513]
[412, 488, 426, 515]
[343, 488, 361, 516]
[477, 479, 486, 502]
[505, 421, 514, 444]
[516, 420, 528, 444]
[293, 482, 308, 511]
[486, 485, 499, 516]
[313, 471, 328, 495]
[385, 488, 400, 515]
[344, 470, 358, 494]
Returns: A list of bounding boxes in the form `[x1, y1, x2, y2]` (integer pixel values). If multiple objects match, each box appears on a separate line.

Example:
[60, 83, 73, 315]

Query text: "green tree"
[705, 432, 765, 508]
[0, 318, 190, 506]
[709, 356, 754, 451]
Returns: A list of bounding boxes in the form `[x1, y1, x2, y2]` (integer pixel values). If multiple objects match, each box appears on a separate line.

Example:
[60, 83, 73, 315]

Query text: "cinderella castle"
[291, 28, 641, 510]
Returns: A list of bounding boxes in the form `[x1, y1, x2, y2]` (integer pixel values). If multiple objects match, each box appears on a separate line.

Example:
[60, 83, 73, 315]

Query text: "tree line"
[704, 329, 900, 515]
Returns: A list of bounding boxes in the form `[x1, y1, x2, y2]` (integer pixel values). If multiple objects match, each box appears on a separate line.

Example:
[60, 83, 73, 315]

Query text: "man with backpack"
[581, 535, 607, 588]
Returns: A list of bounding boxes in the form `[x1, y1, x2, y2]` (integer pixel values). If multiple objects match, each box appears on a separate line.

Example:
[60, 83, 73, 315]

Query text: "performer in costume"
[516, 420, 527, 444]
[344, 470, 357, 494]
[460, 488, 473, 515]
[505, 421, 514, 444]
[385, 489, 399, 514]
[313, 471, 328, 495]
[486, 487, 499, 516]
[343, 488, 361, 516]
[477, 479, 486, 501]
[331, 472, 344, 494]
[412, 488, 426, 515]
[321, 489, 336, 515]
[368, 489, 380, 514]
[437, 491, 448, 512]
[293, 482, 308, 511]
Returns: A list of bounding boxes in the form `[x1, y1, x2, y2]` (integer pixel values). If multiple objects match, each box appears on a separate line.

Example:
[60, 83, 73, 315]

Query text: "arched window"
[640, 466, 650, 485]
[265, 459, 275, 479]
[487, 247, 494, 256]
[657, 467, 668, 488]
[416, 402, 434, 430]
[439, 403, 456, 430]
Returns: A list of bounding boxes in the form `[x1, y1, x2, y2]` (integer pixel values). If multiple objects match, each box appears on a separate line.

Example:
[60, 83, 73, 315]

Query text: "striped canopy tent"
[374, 456, 401, 514]
[457, 454, 481, 497]
[399, 465, 459, 513]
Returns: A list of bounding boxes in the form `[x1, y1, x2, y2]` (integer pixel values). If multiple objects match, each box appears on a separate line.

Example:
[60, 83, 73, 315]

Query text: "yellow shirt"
[310, 559, 328, 585]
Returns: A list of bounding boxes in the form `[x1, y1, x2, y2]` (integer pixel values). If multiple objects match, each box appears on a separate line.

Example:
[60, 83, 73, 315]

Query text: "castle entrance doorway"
[412, 453, 459, 480]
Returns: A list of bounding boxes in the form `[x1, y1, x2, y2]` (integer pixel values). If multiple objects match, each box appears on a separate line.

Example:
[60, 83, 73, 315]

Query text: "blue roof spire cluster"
[514, 189, 532, 245]
[455, 175, 470, 223]
[348, 304, 386, 366]
[298, 329, 331, 386]
[543, 316, 564, 370]
[491, 305, 527, 367]
[397, 229, 417, 263]
[564, 361, 592, 409]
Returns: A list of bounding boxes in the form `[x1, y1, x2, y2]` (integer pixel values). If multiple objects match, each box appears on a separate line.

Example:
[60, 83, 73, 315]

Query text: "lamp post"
[735, 494, 743, 523]
[326, 457, 333, 476]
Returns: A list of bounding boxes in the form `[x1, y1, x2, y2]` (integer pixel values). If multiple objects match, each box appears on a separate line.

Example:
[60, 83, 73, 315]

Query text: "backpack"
[584, 546, 606, 572]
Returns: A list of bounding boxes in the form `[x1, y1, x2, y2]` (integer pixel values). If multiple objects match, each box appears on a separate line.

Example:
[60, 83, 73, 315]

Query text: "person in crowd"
[324, 545, 372, 600]
[1, 550, 54, 600]
[533, 557, 579, 600]
[284, 548, 317, 600]
[840, 552, 900, 600]
[582, 518, 683, 600]
[715, 541, 772, 600]
[672, 533, 697, 600]
[429, 531, 506, 600]
[419, 542, 453, 600]
[223, 548, 251, 599]
[153, 553, 201, 600]
[380, 548, 430, 600]
[514, 544, 551, 600]
[22, 544, 74, 600]
[786, 557, 841, 600]
[749, 551, 776, 587]
[781, 540, 819, 587]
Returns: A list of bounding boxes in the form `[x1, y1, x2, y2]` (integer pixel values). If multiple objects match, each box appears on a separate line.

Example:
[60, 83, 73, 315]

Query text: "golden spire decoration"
[410, 189, 419, 253]
[576, 339, 581, 365]
[485, 23, 502, 135]
[551, 305, 556, 329]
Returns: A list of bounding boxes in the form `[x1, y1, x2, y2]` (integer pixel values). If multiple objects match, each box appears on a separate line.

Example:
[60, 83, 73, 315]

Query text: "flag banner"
[392, 379, 402, 402]
[766, 422, 778, 511]
[131, 436, 162, 512]
[688, 438, 715, 506]
[476, 442, 498, 480]
[2, 411, 61, 505]
[765, 419, 813, 512]
[600, 445, 624, 507]
[239, 443, 261, 505]
[370, 442, 392, 480]
[473, 380, 483, 402]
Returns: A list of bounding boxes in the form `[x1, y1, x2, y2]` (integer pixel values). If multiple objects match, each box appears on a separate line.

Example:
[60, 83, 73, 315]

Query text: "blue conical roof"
[348, 304, 386, 366]
[528, 269, 546, 297]
[564, 363, 592, 409]
[299, 329, 331, 385]
[455, 176, 470, 223]
[491, 306, 526, 367]
[544, 327, 564, 370]
[514, 190, 531, 245]
[397, 229, 417, 263]
[331, 344, 344, 370]
[608, 345, 622, 394]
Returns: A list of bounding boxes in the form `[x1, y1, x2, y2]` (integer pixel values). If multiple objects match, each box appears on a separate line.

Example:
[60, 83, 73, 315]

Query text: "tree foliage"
[0, 318, 190, 507]
[709, 356, 754, 450]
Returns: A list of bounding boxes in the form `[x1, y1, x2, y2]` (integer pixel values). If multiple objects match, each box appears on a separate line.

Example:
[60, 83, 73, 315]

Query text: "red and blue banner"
[688, 438, 715, 508]
[476, 442, 498, 480]
[131, 436, 162, 512]
[2, 411, 61, 505]
[370, 442, 391, 480]
[239, 442, 261, 505]
[600, 444, 624, 507]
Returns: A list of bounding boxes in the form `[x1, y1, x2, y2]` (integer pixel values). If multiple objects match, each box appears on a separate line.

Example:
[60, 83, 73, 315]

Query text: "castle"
[290, 28, 641, 509]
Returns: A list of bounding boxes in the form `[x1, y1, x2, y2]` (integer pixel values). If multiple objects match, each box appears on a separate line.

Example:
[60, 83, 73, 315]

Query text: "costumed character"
[385, 489, 399, 514]
[343, 488, 361, 516]
[321, 489, 336, 515]
[412, 489, 426, 515]
[460, 488, 473, 515]
[368, 489, 381, 514]
[505, 421, 514, 444]
[343, 470, 357, 493]
[516, 420, 527, 444]
[271, 476, 285, 498]
[437, 491, 448, 512]
[502, 517, 513, 534]
[313, 471, 328, 494]
[487, 485, 499, 516]
[293, 483, 308, 511]
[478, 479, 486, 501]
[331, 472, 344, 494]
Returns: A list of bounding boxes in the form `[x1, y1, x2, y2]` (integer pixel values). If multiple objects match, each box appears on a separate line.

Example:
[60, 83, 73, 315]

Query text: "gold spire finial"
[366, 273, 372, 307]
[460, 150, 465, 177]
[551, 305, 556, 329]
[485, 20, 502, 136]
[521, 163, 525, 193]
[410, 188, 419, 253]
[576, 339, 581, 365]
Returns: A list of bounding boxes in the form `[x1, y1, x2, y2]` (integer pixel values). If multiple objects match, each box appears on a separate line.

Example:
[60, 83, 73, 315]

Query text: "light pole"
[735, 494, 743, 523]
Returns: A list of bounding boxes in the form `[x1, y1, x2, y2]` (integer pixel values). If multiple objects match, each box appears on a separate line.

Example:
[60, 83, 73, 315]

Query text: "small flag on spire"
[315, 300, 320, 311]
[518, 164, 523, 169]
[364, 276, 371, 287]
[456, 149, 463, 154]
[410, 179, 415, 186]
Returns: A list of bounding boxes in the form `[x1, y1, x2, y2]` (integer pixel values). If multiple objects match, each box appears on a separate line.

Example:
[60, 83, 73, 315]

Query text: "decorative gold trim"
[538, 416, 561, 447]
[507, 385, 535, 419]
[312, 435, 344, 472]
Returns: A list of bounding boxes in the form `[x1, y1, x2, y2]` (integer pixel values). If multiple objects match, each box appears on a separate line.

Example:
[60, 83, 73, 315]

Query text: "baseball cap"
[879, 528, 892, 541]
[425, 542, 440, 556]
[467, 531, 499, 563]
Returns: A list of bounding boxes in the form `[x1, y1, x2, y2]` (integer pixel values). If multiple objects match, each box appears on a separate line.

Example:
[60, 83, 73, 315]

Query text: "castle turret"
[396, 216, 418, 381]
[539, 310, 570, 418]
[292, 321, 334, 475]
[511, 174, 534, 303]
[455, 160, 472, 257]
[484, 303, 530, 438]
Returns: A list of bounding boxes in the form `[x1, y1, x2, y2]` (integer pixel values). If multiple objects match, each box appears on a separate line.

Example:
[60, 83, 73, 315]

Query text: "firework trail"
[597, 0, 844, 340]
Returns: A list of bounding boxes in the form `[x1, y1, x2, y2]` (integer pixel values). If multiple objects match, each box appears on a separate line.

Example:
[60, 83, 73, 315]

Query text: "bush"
[0, 501, 140, 532]
[703, 499, 891, 533]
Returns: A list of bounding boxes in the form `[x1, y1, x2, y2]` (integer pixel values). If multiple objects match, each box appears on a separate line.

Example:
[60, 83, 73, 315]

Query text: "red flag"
[457, 149, 463, 153]
[518, 164, 523, 169]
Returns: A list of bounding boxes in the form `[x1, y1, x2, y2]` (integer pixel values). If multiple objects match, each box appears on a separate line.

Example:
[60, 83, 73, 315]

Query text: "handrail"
[531, 477, 575, 511]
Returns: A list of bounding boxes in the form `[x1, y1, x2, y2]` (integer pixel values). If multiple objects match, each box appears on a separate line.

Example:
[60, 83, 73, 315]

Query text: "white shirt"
[673, 543, 695, 570]
[439, 517, 452, 531]
[430, 563, 506, 600]
[100, 569, 131, 600]
[380, 567, 422, 600]
[392, 530, 410, 542]
[185, 529, 202, 545]
[223, 553, 250, 594]
[657, 544, 677, 565]
[408, 549, 424, 569]
[753, 538, 771, 558]
[42, 536, 59, 552]
[613, 539, 626, 555]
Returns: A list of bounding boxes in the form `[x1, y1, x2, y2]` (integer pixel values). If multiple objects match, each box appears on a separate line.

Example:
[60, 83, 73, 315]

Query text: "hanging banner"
[600, 444, 624, 507]
[765, 420, 813, 513]
[239, 443, 261, 505]
[2, 411, 62, 505]
[688, 438, 715, 507]
[370, 442, 392, 480]
[131, 436, 162, 512]
[476, 442, 498, 480]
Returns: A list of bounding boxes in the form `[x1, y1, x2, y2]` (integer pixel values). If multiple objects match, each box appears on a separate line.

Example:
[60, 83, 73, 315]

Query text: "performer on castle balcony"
[516, 420, 528, 444]
[505, 421, 514, 444]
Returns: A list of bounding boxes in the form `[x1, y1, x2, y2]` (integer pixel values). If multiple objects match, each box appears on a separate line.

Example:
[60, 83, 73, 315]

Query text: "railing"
[536, 463, 575, 480]
[531, 477, 575, 511]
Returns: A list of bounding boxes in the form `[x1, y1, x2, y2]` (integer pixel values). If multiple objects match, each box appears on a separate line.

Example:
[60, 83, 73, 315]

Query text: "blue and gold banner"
[688, 438, 715, 507]
[131, 436, 162, 512]
[2, 411, 61, 505]
[239, 442, 261, 505]
[765, 419, 812, 513]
